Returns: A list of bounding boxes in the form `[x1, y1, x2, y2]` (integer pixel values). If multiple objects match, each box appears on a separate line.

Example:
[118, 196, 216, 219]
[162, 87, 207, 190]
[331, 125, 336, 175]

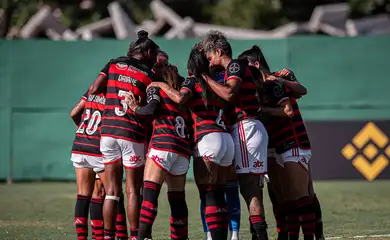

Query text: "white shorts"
[147, 148, 189, 176]
[232, 119, 268, 174]
[195, 132, 234, 167]
[277, 147, 312, 171]
[100, 136, 145, 169]
[71, 153, 104, 173]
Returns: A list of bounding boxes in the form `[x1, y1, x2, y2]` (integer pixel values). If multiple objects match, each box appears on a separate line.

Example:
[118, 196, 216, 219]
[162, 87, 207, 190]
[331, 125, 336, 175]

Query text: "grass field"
[0, 181, 390, 240]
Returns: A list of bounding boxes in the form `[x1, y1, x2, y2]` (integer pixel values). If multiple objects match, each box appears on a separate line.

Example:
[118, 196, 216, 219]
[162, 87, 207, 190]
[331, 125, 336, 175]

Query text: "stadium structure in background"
[2, 0, 390, 40]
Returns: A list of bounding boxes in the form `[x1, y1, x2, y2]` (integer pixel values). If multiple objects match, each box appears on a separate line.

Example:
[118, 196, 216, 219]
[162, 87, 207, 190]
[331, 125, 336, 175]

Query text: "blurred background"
[1, 0, 390, 239]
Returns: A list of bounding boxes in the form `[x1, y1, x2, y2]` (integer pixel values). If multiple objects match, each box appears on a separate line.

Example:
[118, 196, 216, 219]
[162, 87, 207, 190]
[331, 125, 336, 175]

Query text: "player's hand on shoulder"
[123, 92, 141, 112]
[277, 68, 296, 81]
[147, 82, 166, 91]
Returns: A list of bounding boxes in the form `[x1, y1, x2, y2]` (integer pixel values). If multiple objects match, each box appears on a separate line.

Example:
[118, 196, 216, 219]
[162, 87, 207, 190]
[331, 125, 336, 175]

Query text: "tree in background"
[1, 0, 389, 38]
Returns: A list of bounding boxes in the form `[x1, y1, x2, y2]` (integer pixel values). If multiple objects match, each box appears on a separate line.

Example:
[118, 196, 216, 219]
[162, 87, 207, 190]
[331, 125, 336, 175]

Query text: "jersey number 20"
[76, 109, 101, 135]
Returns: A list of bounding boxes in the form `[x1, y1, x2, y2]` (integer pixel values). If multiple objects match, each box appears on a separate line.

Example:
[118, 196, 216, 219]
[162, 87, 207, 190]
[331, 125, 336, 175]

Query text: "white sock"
[206, 231, 212, 240]
[231, 231, 239, 240]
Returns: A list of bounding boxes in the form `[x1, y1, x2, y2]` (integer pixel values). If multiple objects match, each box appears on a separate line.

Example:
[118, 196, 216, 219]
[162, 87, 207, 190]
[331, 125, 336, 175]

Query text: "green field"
[0, 181, 390, 240]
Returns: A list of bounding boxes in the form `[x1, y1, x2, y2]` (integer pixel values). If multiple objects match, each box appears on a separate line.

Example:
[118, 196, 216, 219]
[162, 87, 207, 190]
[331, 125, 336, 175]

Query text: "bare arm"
[147, 82, 192, 105]
[276, 68, 307, 98]
[89, 75, 107, 95]
[70, 98, 86, 125]
[203, 75, 241, 102]
[261, 100, 294, 118]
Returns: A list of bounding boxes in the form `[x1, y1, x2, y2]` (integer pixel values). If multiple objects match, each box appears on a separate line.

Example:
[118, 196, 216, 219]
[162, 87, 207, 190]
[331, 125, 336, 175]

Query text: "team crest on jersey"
[182, 78, 191, 86]
[116, 62, 128, 70]
[273, 83, 284, 98]
[229, 62, 240, 74]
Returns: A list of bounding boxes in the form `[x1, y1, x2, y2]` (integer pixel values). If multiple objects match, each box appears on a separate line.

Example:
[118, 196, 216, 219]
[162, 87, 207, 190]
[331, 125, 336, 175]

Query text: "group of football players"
[70, 29, 325, 240]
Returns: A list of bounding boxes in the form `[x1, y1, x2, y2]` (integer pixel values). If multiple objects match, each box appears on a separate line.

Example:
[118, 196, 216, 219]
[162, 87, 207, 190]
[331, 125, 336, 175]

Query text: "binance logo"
[342, 122, 390, 181]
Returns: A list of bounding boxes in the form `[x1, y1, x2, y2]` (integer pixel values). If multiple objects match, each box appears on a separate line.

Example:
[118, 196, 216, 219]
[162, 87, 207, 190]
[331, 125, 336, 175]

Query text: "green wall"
[0, 36, 389, 180]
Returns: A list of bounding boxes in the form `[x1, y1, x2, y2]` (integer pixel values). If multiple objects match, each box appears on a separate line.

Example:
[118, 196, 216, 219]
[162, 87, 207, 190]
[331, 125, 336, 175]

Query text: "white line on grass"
[328, 234, 390, 239]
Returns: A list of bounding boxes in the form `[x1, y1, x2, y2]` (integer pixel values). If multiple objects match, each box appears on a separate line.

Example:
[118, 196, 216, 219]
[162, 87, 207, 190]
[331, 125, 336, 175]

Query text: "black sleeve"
[99, 59, 112, 76]
[81, 91, 88, 101]
[226, 59, 247, 82]
[180, 77, 195, 92]
[135, 87, 161, 116]
[263, 81, 289, 106]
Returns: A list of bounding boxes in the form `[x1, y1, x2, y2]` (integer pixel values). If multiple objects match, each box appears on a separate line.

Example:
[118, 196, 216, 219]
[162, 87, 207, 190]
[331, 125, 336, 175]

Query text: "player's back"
[72, 92, 106, 156]
[149, 86, 191, 158]
[225, 59, 261, 123]
[182, 76, 227, 142]
[101, 56, 155, 143]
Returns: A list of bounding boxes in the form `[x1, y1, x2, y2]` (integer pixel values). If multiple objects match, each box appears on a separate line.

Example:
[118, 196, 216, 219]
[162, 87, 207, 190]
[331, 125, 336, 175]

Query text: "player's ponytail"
[238, 45, 271, 72]
[162, 65, 181, 91]
[187, 48, 213, 108]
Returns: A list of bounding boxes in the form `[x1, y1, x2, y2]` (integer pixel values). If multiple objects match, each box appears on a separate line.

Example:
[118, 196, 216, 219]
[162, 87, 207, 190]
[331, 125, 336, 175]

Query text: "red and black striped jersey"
[225, 59, 260, 124]
[259, 80, 290, 149]
[100, 56, 156, 143]
[72, 91, 106, 157]
[266, 72, 311, 153]
[147, 86, 191, 158]
[182, 76, 227, 142]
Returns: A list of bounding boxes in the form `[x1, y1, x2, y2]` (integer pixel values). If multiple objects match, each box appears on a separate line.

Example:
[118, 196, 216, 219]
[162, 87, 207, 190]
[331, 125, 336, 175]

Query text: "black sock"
[286, 202, 299, 240]
[205, 185, 228, 240]
[116, 193, 129, 239]
[297, 197, 316, 240]
[103, 229, 115, 240]
[138, 181, 161, 240]
[313, 194, 324, 240]
[75, 195, 91, 240]
[168, 191, 188, 240]
[90, 198, 104, 240]
[250, 215, 268, 240]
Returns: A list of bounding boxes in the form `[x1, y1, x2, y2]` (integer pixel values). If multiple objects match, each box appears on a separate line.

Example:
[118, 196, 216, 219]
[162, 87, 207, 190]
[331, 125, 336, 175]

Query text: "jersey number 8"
[175, 116, 187, 139]
[76, 109, 102, 135]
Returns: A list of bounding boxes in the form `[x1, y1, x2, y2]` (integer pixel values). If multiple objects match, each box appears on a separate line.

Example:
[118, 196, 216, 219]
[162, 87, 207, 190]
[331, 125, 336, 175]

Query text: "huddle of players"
[70, 29, 325, 240]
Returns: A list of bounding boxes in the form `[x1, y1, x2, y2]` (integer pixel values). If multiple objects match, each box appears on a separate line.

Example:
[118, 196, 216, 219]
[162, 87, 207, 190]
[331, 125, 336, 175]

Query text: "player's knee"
[92, 183, 105, 199]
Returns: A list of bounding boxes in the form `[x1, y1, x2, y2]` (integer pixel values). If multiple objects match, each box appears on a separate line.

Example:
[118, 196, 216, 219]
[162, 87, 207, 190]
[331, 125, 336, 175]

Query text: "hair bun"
[137, 30, 148, 39]
[251, 45, 261, 50]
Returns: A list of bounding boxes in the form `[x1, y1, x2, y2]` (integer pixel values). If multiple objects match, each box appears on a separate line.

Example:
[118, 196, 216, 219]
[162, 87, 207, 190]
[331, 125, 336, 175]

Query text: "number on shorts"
[175, 116, 187, 138]
[216, 109, 226, 130]
[115, 90, 128, 116]
[76, 109, 101, 135]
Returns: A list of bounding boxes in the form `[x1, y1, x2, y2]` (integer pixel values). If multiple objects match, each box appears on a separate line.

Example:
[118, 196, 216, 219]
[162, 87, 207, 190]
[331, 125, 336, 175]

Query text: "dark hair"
[202, 30, 232, 58]
[157, 50, 169, 60]
[187, 48, 214, 107]
[127, 30, 159, 57]
[238, 45, 270, 72]
[162, 65, 181, 91]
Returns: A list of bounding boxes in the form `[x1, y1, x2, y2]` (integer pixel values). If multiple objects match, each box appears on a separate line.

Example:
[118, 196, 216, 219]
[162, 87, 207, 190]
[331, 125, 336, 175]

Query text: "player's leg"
[121, 139, 146, 240]
[233, 120, 269, 240]
[166, 155, 190, 240]
[308, 164, 325, 240]
[195, 132, 232, 240]
[267, 152, 287, 240]
[73, 156, 95, 240]
[280, 150, 314, 240]
[116, 167, 129, 240]
[226, 165, 241, 240]
[137, 149, 172, 240]
[90, 176, 105, 240]
[199, 195, 211, 239]
[100, 137, 124, 240]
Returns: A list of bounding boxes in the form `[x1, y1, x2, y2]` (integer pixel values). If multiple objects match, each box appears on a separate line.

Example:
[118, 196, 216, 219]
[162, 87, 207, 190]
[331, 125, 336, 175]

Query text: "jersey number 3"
[76, 109, 102, 135]
[115, 90, 128, 116]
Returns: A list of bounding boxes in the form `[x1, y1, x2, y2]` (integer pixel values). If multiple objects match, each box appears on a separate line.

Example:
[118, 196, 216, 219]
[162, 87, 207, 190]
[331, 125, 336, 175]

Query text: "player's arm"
[275, 68, 307, 98]
[203, 60, 244, 102]
[89, 60, 111, 94]
[147, 80, 192, 105]
[70, 93, 87, 125]
[123, 87, 160, 116]
[261, 99, 294, 118]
